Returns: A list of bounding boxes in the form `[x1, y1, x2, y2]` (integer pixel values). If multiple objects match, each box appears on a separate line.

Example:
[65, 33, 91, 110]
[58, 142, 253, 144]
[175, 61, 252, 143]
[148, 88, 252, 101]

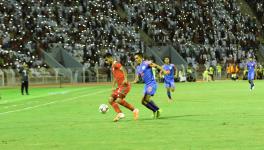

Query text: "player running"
[247, 57, 256, 91]
[160, 57, 177, 102]
[133, 53, 167, 119]
[104, 53, 139, 122]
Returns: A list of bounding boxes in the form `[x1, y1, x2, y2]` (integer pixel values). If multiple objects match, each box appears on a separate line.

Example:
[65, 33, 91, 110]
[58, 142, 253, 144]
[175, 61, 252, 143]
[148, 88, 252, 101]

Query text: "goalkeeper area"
[0, 80, 263, 150]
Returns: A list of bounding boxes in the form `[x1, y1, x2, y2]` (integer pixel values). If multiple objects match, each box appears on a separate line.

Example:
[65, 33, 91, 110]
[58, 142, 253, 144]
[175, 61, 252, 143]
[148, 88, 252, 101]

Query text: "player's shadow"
[160, 114, 202, 119]
[139, 114, 208, 121]
[139, 114, 207, 122]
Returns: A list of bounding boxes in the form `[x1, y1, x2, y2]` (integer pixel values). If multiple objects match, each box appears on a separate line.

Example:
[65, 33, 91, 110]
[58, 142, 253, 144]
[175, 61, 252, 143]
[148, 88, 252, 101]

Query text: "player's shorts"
[144, 83, 157, 96]
[112, 83, 131, 99]
[164, 79, 175, 88]
[248, 72, 255, 80]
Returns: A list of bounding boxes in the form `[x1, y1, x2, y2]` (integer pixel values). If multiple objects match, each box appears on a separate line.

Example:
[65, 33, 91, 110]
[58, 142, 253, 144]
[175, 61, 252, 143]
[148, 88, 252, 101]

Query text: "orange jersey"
[230, 65, 235, 74]
[112, 61, 125, 87]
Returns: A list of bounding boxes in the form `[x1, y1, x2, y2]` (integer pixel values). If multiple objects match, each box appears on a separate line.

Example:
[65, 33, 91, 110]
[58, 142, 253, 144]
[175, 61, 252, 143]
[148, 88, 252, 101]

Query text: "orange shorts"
[111, 83, 131, 100]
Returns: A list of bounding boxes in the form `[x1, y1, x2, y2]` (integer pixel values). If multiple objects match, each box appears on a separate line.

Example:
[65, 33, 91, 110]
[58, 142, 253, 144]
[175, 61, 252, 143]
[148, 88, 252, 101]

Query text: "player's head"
[163, 57, 170, 64]
[134, 52, 143, 65]
[248, 57, 253, 62]
[104, 53, 113, 65]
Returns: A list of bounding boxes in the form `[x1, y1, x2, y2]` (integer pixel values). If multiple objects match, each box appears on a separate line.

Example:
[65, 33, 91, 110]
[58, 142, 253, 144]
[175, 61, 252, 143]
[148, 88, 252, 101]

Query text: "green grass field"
[0, 80, 264, 150]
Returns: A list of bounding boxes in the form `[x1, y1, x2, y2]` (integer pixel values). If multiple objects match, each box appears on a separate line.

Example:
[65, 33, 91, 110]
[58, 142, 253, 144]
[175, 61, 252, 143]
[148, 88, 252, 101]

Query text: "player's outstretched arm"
[150, 63, 168, 74]
[159, 69, 163, 78]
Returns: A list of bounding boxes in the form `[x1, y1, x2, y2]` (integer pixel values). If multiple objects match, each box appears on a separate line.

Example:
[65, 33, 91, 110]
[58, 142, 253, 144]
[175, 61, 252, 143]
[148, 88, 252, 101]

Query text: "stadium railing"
[0, 69, 4, 86]
[0, 67, 138, 87]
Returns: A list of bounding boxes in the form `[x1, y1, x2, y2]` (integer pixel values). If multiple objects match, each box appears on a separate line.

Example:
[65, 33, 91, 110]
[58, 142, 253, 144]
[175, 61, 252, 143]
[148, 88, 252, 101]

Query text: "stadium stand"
[0, 0, 263, 85]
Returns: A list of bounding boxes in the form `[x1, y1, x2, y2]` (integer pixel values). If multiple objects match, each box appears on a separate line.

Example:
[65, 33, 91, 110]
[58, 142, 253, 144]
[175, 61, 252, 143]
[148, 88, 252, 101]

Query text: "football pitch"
[0, 80, 264, 150]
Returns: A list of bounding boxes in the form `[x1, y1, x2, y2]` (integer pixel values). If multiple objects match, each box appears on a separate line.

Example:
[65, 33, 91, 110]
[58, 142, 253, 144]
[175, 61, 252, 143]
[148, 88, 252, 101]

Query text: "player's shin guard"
[149, 100, 159, 112]
[118, 99, 134, 111]
[142, 101, 156, 112]
[167, 91, 172, 99]
[110, 101, 122, 113]
[249, 80, 254, 89]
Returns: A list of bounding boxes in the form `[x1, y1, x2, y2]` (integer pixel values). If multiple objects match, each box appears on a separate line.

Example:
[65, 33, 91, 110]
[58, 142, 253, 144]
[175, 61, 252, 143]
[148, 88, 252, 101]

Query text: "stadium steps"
[237, 0, 264, 37]
[237, 0, 264, 62]
[256, 46, 264, 63]
[115, 5, 155, 46]
[145, 46, 187, 66]
[237, 0, 261, 26]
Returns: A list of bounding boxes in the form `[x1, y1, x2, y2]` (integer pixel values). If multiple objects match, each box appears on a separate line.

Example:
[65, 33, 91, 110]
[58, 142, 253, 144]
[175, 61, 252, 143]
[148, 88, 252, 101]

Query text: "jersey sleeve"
[145, 61, 152, 68]
[161, 65, 165, 72]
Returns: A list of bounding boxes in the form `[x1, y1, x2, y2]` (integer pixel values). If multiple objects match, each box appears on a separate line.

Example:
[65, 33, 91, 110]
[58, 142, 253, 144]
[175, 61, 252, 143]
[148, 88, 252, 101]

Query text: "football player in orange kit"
[104, 53, 139, 122]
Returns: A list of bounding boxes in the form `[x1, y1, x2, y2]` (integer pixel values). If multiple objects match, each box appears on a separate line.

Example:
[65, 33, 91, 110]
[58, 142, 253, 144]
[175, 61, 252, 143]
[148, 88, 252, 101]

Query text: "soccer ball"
[99, 104, 109, 113]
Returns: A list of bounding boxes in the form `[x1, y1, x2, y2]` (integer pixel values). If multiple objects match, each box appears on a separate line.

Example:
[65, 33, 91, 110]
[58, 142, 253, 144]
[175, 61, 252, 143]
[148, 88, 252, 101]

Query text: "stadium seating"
[0, 0, 262, 72]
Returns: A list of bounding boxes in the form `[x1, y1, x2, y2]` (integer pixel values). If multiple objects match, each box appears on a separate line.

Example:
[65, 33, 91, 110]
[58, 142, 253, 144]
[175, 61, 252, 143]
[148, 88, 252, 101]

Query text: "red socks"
[110, 101, 121, 113]
[118, 99, 134, 111]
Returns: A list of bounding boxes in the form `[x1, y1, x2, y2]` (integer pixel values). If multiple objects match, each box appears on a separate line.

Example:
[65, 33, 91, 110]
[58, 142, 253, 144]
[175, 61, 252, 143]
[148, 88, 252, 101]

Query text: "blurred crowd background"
[0, 0, 263, 81]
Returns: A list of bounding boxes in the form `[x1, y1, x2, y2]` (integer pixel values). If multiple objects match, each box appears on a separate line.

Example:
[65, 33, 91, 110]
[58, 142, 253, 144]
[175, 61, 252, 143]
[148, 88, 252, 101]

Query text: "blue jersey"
[247, 61, 256, 80]
[162, 64, 175, 81]
[247, 61, 256, 73]
[136, 61, 156, 85]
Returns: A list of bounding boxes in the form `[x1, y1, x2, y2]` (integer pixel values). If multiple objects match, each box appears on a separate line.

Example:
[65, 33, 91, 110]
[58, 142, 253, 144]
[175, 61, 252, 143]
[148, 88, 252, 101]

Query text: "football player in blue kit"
[161, 57, 177, 101]
[247, 57, 256, 91]
[133, 53, 167, 118]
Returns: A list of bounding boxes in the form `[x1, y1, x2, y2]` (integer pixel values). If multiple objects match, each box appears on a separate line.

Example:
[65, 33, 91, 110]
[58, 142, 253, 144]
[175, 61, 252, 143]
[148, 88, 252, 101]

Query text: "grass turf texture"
[0, 80, 263, 150]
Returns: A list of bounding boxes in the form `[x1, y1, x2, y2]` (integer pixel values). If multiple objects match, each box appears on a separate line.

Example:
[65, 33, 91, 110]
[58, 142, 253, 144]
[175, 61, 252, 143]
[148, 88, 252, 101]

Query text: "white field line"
[0, 87, 89, 103]
[0, 87, 91, 107]
[0, 89, 109, 115]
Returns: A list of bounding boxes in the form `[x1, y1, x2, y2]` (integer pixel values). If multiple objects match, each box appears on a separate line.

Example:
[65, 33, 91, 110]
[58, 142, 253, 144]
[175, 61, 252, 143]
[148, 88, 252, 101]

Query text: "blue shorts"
[144, 83, 157, 96]
[248, 72, 255, 80]
[164, 79, 175, 88]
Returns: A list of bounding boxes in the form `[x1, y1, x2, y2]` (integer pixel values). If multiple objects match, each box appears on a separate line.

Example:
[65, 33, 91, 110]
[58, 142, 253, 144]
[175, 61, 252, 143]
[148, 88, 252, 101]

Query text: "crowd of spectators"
[119, 0, 261, 70]
[0, 0, 141, 69]
[246, 0, 264, 23]
[0, 0, 263, 75]
[245, 0, 264, 35]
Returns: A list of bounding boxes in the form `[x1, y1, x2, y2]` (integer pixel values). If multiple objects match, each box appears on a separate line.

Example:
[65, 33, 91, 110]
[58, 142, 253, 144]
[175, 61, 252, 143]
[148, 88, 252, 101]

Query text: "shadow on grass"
[119, 114, 210, 122]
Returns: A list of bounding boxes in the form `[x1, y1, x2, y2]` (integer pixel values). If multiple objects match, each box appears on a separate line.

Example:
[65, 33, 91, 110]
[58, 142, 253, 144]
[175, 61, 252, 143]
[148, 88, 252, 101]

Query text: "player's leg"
[248, 79, 253, 90]
[142, 96, 161, 119]
[117, 97, 139, 120]
[248, 73, 255, 90]
[168, 81, 175, 102]
[164, 80, 172, 100]
[141, 94, 157, 111]
[110, 96, 125, 122]
[168, 89, 175, 102]
[170, 81, 175, 94]
[25, 81, 29, 95]
[250, 79, 255, 90]
[142, 84, 161, 118]
[117, 98, 134, 111]
[116, 84, 135, 111]
[116, 84, 139, 119]
[144, 95, 161, 119]
[166, 88, 172, 100]
[251, 73, 255, 89]
[171, 82, 175, 92]
[109, 96, 121, 113]
[21, 82, 25, 95]
[109, 90, 124, 122]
